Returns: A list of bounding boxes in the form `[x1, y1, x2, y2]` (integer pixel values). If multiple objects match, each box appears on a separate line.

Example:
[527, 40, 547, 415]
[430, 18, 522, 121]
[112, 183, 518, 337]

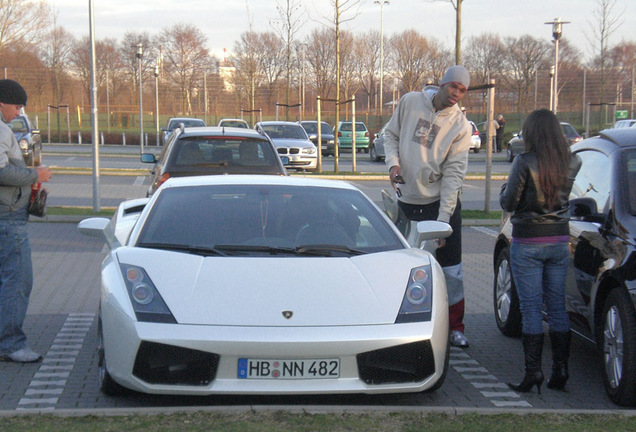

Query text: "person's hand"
[436, 238, 446, 249]
[389, 165, 404, 190]
[36, 165, 52, 182]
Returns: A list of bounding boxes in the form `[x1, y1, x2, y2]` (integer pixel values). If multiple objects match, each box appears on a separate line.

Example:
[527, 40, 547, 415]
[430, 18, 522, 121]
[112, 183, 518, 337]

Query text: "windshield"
[9, 117, 28, 132]
[137, 184, 403, 256]
[262, 124, 308, 140]
[340, 122, 367, 132]
[171, 136, 280, 170]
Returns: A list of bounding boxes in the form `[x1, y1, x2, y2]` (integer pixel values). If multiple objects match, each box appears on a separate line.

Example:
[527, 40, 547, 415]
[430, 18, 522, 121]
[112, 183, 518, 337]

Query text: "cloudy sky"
[50, 0, 635, 61]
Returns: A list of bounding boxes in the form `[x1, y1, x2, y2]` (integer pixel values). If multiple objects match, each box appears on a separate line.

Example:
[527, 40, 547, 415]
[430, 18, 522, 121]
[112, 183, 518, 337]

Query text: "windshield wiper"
[137, 242, 228, 256]
[213, 244, 300, 256]
[296, 245, 367, 256]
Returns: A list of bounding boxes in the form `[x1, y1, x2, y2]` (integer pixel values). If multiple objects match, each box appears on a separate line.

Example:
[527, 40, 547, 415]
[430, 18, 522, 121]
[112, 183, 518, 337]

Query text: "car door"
[566, 148, 612, 340]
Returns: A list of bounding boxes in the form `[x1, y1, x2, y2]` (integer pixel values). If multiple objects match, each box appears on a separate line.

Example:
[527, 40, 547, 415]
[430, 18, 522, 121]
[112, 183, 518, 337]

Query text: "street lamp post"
[136, 43, 144, 152]
[375, 1, 389, 119]
[545, 18, 569, 114]
[154, 63, 159, 146]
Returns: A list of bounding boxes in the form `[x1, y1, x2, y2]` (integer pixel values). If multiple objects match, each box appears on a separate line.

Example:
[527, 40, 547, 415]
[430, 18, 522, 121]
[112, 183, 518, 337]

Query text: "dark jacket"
[499, 152, 582, 238]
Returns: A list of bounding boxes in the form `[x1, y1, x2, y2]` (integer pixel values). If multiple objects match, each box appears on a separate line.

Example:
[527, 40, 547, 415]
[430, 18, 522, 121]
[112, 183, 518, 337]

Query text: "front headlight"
[395, 265, 433, 323]
[120, 264, 176, 323]
[19, 139, 29, 151]
[302, 147, 316, 155]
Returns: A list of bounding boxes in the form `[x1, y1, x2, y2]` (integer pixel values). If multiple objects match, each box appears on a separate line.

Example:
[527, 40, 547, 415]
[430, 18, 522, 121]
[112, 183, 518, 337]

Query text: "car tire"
[507, 147, 514, 163]
[473, 147, 480, 154]
[493, 247, 522, 337]
[98, 317, 128, 396]
[370, 145, 380, 162]
[34, 146, 42, 166]
[599, 288, 636, 406]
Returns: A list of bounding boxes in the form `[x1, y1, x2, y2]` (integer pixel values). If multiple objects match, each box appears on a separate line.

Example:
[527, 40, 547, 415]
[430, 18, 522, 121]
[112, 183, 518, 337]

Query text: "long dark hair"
[522, 109, 571, 210]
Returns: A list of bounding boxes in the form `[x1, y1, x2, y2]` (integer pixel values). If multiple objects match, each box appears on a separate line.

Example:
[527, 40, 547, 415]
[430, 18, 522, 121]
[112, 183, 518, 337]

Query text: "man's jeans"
[510, 241, 570, 335]
[0, 219, 33, 355]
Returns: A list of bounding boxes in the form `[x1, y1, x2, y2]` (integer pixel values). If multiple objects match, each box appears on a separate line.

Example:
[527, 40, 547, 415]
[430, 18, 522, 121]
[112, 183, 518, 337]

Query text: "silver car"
[370, 122, 388, 162]
[255, 121, 318, 171]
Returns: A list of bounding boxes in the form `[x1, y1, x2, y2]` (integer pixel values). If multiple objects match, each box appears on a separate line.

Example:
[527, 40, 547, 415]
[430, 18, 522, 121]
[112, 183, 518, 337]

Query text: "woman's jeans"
[0, 219, 33, 355]
[510, 241, 570, 335]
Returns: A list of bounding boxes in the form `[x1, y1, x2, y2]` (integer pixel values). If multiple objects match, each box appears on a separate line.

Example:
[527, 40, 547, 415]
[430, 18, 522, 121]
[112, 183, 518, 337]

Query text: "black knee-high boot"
[547, 331, 570, 390]
[508, 333, 544, 394]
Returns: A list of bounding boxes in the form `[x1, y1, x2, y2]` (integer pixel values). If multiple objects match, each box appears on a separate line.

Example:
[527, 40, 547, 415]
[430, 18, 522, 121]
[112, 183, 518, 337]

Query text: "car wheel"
[599, 288, 636, 406]
[370, 145, 380, 162]
[473, 147, 480, 154]
[493, 247, 522, 337]
[25, 153, 34, 167]
[507, 147, 514, 163]
[98, 317, 127, 396]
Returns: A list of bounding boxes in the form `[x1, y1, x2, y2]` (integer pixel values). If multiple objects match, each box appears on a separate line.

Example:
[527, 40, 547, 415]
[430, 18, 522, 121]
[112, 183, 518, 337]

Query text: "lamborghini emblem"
[282, 310, 293, 319]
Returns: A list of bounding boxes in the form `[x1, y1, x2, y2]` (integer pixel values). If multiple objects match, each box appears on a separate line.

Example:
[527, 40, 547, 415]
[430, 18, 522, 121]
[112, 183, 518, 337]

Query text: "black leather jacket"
[499, 152, 582, 238]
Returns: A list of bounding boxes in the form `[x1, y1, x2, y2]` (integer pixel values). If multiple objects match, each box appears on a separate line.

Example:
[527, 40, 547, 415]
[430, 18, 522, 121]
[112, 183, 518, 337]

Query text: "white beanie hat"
[440, 65, 470, 89]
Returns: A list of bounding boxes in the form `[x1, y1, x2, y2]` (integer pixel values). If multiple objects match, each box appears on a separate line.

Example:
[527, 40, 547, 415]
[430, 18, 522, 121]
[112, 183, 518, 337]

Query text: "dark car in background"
[299, 120, 335, 157]
[141, 126, 287, 195]
[493, 127, 636, 406]
[506, 122, 582, 162]
[10, 114, 42, 166]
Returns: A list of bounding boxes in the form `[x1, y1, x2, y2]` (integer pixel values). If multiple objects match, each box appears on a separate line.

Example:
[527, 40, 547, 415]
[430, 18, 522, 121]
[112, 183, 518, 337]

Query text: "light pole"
[154, 63, 159, 145]
[135, 43, 144, 152]
[375, 1, 389, 119]
[545, 18, 569, 114]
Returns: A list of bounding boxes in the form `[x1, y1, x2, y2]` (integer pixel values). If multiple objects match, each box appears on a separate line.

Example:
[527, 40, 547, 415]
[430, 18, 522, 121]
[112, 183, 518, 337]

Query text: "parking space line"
[16, 313, 95, 411]
[450, 346, 532, 408]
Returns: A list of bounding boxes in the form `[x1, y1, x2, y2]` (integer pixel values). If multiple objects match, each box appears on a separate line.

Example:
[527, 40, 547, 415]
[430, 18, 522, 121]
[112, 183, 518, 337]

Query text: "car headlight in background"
[396, 265, 433, 323]
[19, 138, 29, 152]
[120, 264, 176, 323]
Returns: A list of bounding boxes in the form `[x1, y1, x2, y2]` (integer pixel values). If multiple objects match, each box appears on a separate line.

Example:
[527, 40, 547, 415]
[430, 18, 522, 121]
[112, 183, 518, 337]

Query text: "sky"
[50, 0, 636, 62]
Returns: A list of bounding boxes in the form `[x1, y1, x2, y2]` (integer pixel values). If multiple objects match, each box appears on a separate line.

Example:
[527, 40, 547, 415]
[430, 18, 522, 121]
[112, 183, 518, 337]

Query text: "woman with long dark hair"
[500, 109, 582, 394]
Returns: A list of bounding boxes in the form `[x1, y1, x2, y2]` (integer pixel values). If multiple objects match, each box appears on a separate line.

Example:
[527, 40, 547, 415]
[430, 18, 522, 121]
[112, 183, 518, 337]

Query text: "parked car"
[613, 119, 636, 128]
[78, 175, 451, 396]
[218, 118, 249, 129]
[254, 121, 317, 171]
[299, 120, 335, 157]
[370, 122, 388, 162]
[9, 114, 42, 166]
[141, 126, 287, 196]
[336, 121, 370, 153]
[506, 122, 583, 162]
[161, 117, 206, 144]
[468, 121, 482, 153]
[493, 127, 636, 406]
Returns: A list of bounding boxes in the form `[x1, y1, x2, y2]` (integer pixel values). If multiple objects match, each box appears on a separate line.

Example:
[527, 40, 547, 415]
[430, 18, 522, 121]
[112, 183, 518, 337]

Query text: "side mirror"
[78, 217, 121, 250]
[141, 153, 156, 164]
[570, 197, 605, 223]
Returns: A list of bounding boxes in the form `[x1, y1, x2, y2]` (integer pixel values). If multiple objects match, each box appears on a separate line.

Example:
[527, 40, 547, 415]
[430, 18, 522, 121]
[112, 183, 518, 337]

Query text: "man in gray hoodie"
[0, 79, 52, 363]
[384, 65, 472, 348]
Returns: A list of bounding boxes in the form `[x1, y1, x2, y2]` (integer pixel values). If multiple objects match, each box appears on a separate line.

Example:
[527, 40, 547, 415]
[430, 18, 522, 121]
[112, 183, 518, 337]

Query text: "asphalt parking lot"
[0, 222, 632, 414]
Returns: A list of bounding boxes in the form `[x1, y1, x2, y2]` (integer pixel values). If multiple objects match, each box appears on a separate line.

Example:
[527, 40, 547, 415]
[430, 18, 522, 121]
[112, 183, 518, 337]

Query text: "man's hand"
[36, 165, 52, 182]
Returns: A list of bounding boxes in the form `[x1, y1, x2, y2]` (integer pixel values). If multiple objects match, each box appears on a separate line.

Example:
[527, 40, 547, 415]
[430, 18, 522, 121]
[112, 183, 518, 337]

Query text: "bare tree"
[39, 16, 75, 107]
[389, 30, 438, 92]
[70, 37, 123, 106]
[587, 0, 623, 102]
[272, 0, 306, 117]
[156, 24, 214, 114]
[255, 32, 285, 108]
[119, 32, 155, 107]
[352, 29, 381, 112]
[233, 31, 265, 121]
[464, 33, 505, 86]
[500, 35, 552, 113]
[304, 28, 337, 101]
[0, 0, 50, 55]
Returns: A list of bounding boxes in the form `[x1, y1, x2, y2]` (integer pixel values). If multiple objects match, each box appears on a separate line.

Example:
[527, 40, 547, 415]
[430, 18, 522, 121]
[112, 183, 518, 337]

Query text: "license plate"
[237, 358, 340, 379]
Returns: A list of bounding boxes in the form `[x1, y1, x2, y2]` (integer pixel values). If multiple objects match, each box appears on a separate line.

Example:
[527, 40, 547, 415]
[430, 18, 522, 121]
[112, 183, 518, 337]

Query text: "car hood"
[13, 132, 30, 141]
[116, 248, 432, 326]
[270, 138, 315, 149]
